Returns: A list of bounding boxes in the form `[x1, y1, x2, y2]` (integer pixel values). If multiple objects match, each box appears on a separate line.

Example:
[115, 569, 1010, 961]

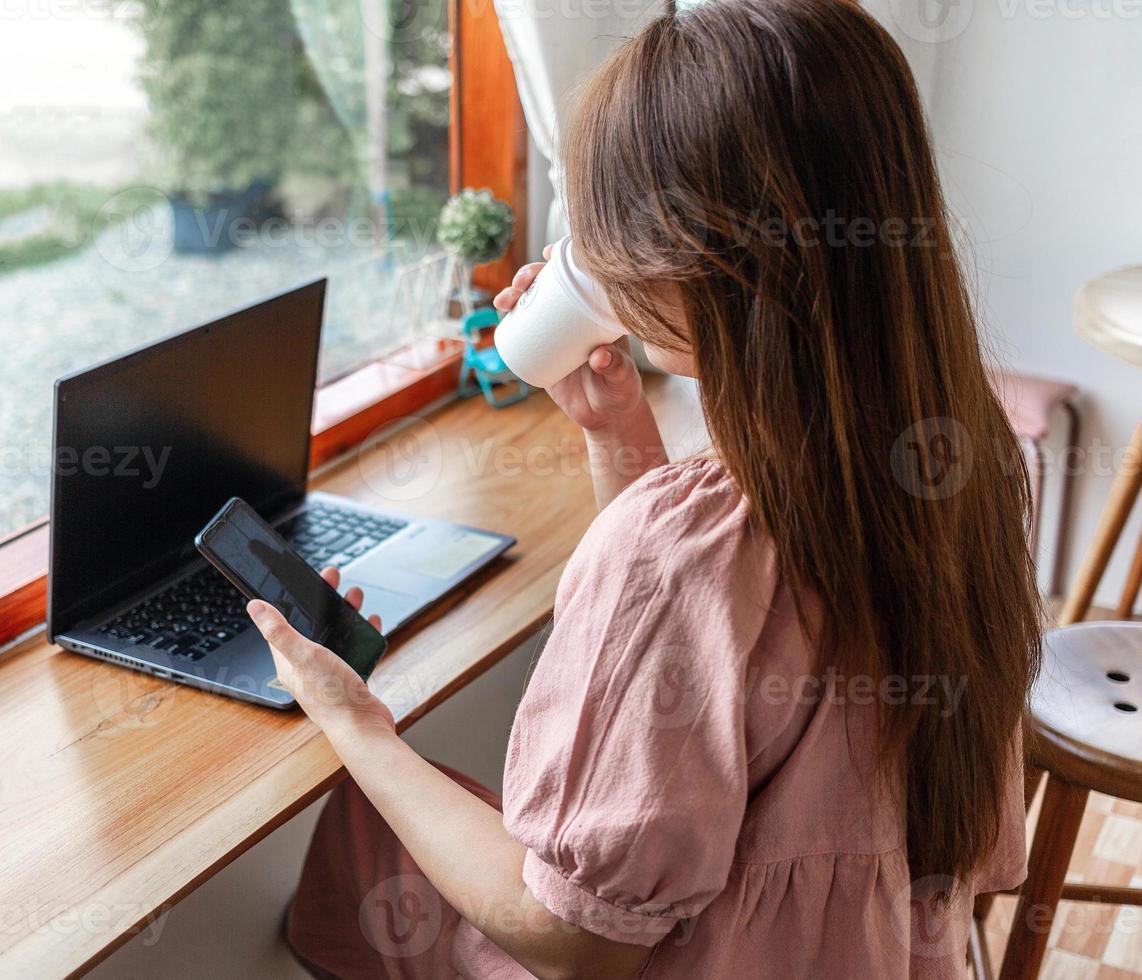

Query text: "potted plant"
[437, 189, 513, 313]
[133, 0, 304, 253]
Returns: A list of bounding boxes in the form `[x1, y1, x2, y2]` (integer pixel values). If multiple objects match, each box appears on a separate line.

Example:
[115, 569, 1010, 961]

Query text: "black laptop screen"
[48, 280, 326, 638]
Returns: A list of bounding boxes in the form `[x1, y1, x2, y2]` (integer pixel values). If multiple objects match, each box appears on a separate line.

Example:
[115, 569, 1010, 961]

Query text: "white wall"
[867, 0, 1142, 607]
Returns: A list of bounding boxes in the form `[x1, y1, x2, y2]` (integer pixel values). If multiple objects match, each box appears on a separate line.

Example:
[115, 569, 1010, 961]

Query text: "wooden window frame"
[0, 0, 527, 645]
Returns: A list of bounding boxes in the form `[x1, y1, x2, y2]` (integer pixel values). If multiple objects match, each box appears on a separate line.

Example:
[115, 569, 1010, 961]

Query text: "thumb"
[587, 343, 633, 381]
[248, 600, 311, 662]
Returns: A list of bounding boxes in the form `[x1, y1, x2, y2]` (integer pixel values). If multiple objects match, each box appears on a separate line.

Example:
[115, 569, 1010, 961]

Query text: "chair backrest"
[461, 307, 501, 337]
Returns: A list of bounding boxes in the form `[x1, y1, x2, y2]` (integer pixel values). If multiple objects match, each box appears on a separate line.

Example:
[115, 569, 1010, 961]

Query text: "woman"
[248, 0, 1042, 976]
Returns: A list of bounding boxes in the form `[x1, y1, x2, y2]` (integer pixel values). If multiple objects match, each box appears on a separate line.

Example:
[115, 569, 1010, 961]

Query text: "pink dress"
[286, 459, 1027, 979]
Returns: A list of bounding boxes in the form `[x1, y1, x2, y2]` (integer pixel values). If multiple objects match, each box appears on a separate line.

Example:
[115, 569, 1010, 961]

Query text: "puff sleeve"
[502, 461, 772, 946]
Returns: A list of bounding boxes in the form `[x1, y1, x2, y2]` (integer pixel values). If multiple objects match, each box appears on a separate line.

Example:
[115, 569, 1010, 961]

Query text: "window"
[0, 0, 459, 540]
[0, 0, 526, 642]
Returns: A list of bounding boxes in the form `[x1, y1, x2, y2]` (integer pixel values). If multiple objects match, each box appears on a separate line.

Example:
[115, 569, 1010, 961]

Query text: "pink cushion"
[988, 369, 1077, 441]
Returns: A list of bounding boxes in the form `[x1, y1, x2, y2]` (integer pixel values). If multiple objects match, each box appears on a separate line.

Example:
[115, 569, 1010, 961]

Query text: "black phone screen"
[197, 498, 387, 680]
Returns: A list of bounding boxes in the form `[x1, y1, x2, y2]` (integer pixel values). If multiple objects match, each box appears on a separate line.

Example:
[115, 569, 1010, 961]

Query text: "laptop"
[47, 280, 515, 708]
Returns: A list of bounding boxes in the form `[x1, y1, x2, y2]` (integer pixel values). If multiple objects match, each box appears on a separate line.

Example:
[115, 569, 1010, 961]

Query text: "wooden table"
[0, 374, 706, 978]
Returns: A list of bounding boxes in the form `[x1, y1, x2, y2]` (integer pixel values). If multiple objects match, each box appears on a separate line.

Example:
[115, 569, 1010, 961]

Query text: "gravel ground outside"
[0, 200, 447, 537]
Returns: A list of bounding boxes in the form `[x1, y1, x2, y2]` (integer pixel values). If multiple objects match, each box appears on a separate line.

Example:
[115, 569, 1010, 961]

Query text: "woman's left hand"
[246, 568, 395, 737]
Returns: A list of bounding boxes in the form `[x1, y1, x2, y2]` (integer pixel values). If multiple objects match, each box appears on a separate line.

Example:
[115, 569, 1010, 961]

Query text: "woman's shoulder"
[564, 457, 772, 598]
[602, 457, 748, 535]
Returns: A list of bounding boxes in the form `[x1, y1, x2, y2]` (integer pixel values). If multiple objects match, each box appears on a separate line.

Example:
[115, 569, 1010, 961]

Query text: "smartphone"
[195, 497, 387, 680]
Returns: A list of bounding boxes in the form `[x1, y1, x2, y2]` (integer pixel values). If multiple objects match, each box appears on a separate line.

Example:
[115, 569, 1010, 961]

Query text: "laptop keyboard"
[96, 502, 406, 662]
[277, 502, 407, 569]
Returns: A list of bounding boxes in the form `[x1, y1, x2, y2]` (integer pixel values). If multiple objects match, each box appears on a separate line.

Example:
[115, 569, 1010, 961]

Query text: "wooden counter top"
[0, 373, 705, 978]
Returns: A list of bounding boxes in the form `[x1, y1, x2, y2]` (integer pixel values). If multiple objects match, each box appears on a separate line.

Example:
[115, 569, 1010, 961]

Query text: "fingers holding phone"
[319, 566, 382, 633]
[246, 598, 395, 733]
[196, 498, 391, 725]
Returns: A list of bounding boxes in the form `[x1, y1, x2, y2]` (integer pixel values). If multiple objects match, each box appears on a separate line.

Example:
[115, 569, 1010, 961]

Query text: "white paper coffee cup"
[494, 236, 628, 389]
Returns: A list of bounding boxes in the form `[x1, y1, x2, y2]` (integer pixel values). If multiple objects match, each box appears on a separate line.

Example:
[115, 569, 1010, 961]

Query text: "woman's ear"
[643, 286, 697, 377]
[640, 341, 697, 378]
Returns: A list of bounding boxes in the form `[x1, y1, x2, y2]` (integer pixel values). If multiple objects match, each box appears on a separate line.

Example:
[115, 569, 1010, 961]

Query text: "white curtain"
[493, 0, 666, 242]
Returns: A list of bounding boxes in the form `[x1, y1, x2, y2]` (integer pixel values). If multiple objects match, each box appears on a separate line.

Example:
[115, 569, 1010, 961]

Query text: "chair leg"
[1049, 403, 1080, 598]
[1113, 527, 1142, 620]
[998, 775, 1088, 980]
[1024, 762, 1044, 812]
[970, 914, 995, 980]
[1028, 439, 1043, 560]
[458, 364, 479, 399]
[1059, 418, 1142, 625]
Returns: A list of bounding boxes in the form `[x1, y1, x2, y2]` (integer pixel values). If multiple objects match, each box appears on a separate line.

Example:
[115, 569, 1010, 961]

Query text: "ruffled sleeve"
[502, 460, 775, 946]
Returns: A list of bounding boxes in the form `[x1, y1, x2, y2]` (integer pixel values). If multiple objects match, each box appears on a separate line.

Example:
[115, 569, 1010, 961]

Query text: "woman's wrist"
[582, 398, 668, 508]
[326, 698, 402, 759]
[584, 397, 666, 457]
[582, 394, 653, 439]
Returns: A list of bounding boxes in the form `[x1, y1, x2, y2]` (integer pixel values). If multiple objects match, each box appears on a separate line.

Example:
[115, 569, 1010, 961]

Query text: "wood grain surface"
[0, 374, 705, 979]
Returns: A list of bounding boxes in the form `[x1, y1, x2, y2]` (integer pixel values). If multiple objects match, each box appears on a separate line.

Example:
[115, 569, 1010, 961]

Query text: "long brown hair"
[563, 0, 1041, 888]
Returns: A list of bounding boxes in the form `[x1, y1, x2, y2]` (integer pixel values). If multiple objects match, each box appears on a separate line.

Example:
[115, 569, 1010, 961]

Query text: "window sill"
[0, 522, 49, 643]
[0, 337, 468, 647]
[312, 336, 465, 466]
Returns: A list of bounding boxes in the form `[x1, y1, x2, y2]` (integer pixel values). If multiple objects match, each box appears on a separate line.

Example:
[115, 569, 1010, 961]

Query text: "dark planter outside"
[170, 180, 272, 255]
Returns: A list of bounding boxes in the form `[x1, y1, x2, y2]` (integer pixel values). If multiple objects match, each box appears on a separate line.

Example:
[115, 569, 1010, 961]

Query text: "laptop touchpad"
[342, 581, 422, 634]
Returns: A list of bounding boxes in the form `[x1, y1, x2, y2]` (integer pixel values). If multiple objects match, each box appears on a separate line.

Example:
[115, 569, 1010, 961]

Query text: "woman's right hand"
[493, 245, 644, 433]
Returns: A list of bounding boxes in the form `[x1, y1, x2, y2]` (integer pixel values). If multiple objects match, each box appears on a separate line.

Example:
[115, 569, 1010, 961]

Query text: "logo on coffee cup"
[515, 279, 539, 310]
